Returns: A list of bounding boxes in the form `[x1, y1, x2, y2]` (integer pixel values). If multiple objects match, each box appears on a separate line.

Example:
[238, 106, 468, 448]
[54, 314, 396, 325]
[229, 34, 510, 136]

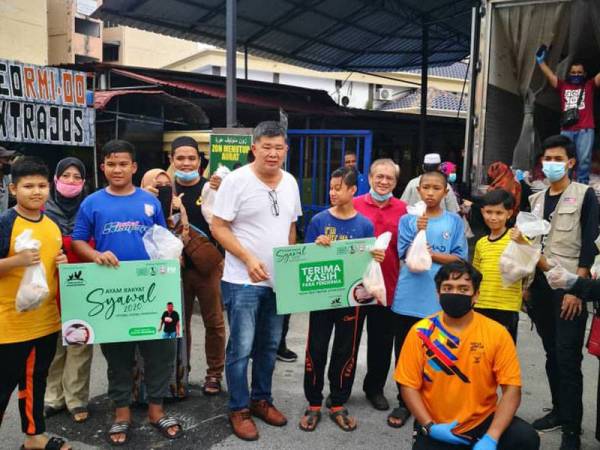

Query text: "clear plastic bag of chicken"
[15, 229, 49, 312]
[362, 232, 392, 306]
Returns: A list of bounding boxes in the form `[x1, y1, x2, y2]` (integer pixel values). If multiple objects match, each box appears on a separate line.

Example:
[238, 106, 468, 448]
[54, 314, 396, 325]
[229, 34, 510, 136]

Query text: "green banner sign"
[273, 238, 376, 314]
[58, 260, 183, 345]
[209, 134, 252, 174]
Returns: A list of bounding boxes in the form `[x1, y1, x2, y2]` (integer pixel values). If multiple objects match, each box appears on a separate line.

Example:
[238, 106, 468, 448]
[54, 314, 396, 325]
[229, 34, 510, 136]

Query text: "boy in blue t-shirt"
[388, 171, 468, 428]
[299, 167, 384, 433]
[72, 140, 182, 445]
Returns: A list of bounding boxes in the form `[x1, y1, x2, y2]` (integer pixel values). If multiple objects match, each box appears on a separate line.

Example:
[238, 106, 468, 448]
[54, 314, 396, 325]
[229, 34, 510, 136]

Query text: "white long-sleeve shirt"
[400, 175, 460, 213]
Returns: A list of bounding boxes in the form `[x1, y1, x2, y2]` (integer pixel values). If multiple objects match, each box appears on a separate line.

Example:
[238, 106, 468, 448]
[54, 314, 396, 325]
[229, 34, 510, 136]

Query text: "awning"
[110, 68, 344, 115]
[93, 0, 474, 72]
[94, 88, 210, 125]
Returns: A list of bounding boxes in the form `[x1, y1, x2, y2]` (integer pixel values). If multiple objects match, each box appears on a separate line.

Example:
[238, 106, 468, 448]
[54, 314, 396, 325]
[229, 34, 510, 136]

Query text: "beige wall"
[48, 0, 102, 65]
[104, 26, 198, 68]
[0, 0, 48, 65]
[47, 0, 71, 65]
[166, 49, 467, 93]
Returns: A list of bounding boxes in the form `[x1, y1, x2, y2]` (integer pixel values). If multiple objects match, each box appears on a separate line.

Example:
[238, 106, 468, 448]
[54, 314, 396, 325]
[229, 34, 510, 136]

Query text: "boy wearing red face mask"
[43, 157, 94, 424]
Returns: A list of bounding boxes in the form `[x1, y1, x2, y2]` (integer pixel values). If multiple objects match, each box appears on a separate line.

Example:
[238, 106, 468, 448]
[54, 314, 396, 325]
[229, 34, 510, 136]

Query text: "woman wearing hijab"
[140, 169, 189, 237]
[487, 162, 522, 216]
[44, 157, 93, 423]
[139, 169, 190, 401]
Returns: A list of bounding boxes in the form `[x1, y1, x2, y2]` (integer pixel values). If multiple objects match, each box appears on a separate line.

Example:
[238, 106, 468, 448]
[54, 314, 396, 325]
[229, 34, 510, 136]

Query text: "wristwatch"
[420, 421, 434, 436]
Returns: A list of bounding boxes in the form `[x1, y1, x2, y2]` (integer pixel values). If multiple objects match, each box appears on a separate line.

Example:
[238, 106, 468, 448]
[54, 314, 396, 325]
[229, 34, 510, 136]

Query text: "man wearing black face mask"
[395, 260, 540, 450]
[537, 46, 600, 185]
[0, 146, 15, 213]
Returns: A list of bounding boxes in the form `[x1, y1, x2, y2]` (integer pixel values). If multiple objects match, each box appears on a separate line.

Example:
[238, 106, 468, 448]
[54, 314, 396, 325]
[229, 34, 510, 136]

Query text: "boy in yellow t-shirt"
[395, 260, 539, 450]
[0, 157, 70, 450]
[472, 190, 523, 342]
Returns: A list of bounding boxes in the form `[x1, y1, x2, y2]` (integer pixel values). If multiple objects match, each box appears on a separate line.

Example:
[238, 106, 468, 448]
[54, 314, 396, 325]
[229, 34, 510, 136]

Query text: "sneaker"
[560, 431, 581, 450]
[532, 409, 562, 432]
[276, 348, 298, 362]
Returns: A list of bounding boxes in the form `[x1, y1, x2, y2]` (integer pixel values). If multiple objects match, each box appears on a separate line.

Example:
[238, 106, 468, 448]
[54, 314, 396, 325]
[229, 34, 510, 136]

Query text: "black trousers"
[529, 272, 588, 433]
[393, 313, 421, 404]
[412, 414, 540, 449]
[304, 307, 365, 407]
[278, 314, 291, 352]
[0, 332, 58, 435]
[101, 339, 176, 408]
[474, 308, 519, 343]
[362, 305, 398, 396]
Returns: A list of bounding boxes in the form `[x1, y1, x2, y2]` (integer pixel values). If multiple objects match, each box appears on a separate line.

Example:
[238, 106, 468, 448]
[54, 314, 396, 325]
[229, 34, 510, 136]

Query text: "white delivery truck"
[465, 0, 599, 191]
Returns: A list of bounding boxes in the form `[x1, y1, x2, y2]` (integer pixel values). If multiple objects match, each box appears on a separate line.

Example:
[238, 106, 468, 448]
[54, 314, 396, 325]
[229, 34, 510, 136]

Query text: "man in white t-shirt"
[212, 121, 302, 442]
[401, 153, 459, 212]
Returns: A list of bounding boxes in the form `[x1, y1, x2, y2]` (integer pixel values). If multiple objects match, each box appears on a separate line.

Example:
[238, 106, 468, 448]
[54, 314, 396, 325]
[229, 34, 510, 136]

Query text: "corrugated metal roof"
[94, 0, 474, 72]
[405, 61, 470, 80]
[94, 88, 210, 124]
[108, 67, 344, 114]
[381, 87, 468, 113]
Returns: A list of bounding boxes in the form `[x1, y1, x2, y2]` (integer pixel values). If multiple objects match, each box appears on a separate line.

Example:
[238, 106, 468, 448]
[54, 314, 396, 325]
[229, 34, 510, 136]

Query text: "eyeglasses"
[268, 190, 279, 217]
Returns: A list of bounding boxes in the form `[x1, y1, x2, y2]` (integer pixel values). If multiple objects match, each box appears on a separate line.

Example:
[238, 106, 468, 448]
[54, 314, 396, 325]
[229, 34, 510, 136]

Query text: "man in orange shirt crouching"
[395, 260, 539, 450]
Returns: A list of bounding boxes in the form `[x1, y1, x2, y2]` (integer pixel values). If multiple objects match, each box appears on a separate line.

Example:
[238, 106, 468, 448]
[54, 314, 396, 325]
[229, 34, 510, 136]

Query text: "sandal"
[107, 421, 131, 447]
[329, 408, 357, 432]
[70, 406, 89, 423]
[43, 405, 65, 418]
[20, 436, 71, 450]
[203, 377, 222, 396]
[387, 406, 411, 429]
[299, 409, 321, 432]
[150, 415, 183, 440]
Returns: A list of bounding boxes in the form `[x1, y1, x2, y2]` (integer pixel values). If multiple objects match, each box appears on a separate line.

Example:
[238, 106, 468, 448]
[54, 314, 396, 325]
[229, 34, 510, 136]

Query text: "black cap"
[171, 136, 198, 152]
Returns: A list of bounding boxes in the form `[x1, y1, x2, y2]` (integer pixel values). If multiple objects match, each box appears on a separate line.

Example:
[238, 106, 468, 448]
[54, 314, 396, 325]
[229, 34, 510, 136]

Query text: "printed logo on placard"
[299, 260, 344, 292]
[275, 246, 307, 263]
[66, 270, 85, 286]
[330, 297, 342, 307]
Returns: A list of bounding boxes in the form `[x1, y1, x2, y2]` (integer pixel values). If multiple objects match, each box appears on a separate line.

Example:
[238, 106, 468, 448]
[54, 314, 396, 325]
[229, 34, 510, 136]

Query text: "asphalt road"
[2, 312, 599, 449]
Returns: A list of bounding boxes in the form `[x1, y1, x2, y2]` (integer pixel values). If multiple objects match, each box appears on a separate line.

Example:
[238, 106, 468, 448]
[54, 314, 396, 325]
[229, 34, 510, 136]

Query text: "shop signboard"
[209, 133, 252, 173]
[0, 59, 95, 146]
[58, 260, 183, 345]
[273, 238, 377, 314]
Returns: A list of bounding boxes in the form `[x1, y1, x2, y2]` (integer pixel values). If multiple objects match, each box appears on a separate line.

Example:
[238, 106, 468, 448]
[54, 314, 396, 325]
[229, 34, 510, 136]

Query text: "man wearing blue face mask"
[527, 135, 599, 450]
[537, 46, 600, 184]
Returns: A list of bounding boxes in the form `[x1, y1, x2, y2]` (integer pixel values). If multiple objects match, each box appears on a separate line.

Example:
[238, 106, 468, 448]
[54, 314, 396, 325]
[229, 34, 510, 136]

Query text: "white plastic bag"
[516, 211, 551, 238]
[201, 165, 231, 225]
[14, 229, 49, 312]
[406, 201, 427, 217]
[499, 241, 541, 287]
[545, 262, 578, 290]
[143, 225, 184, 260]
[362, 232, 392, 305]
[405, 201, 432, 273]
[406, 231, 432, 273]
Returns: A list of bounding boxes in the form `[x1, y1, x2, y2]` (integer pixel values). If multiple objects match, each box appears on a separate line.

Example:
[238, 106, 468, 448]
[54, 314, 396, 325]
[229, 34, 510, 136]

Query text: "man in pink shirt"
[353, 158, 408, 426]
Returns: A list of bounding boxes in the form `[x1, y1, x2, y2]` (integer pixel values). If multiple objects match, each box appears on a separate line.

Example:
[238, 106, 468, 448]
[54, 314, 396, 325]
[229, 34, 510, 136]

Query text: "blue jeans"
[162, 331, 177, 339]
[221, 281, 284, 411]
[561, 128, 594, 184]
